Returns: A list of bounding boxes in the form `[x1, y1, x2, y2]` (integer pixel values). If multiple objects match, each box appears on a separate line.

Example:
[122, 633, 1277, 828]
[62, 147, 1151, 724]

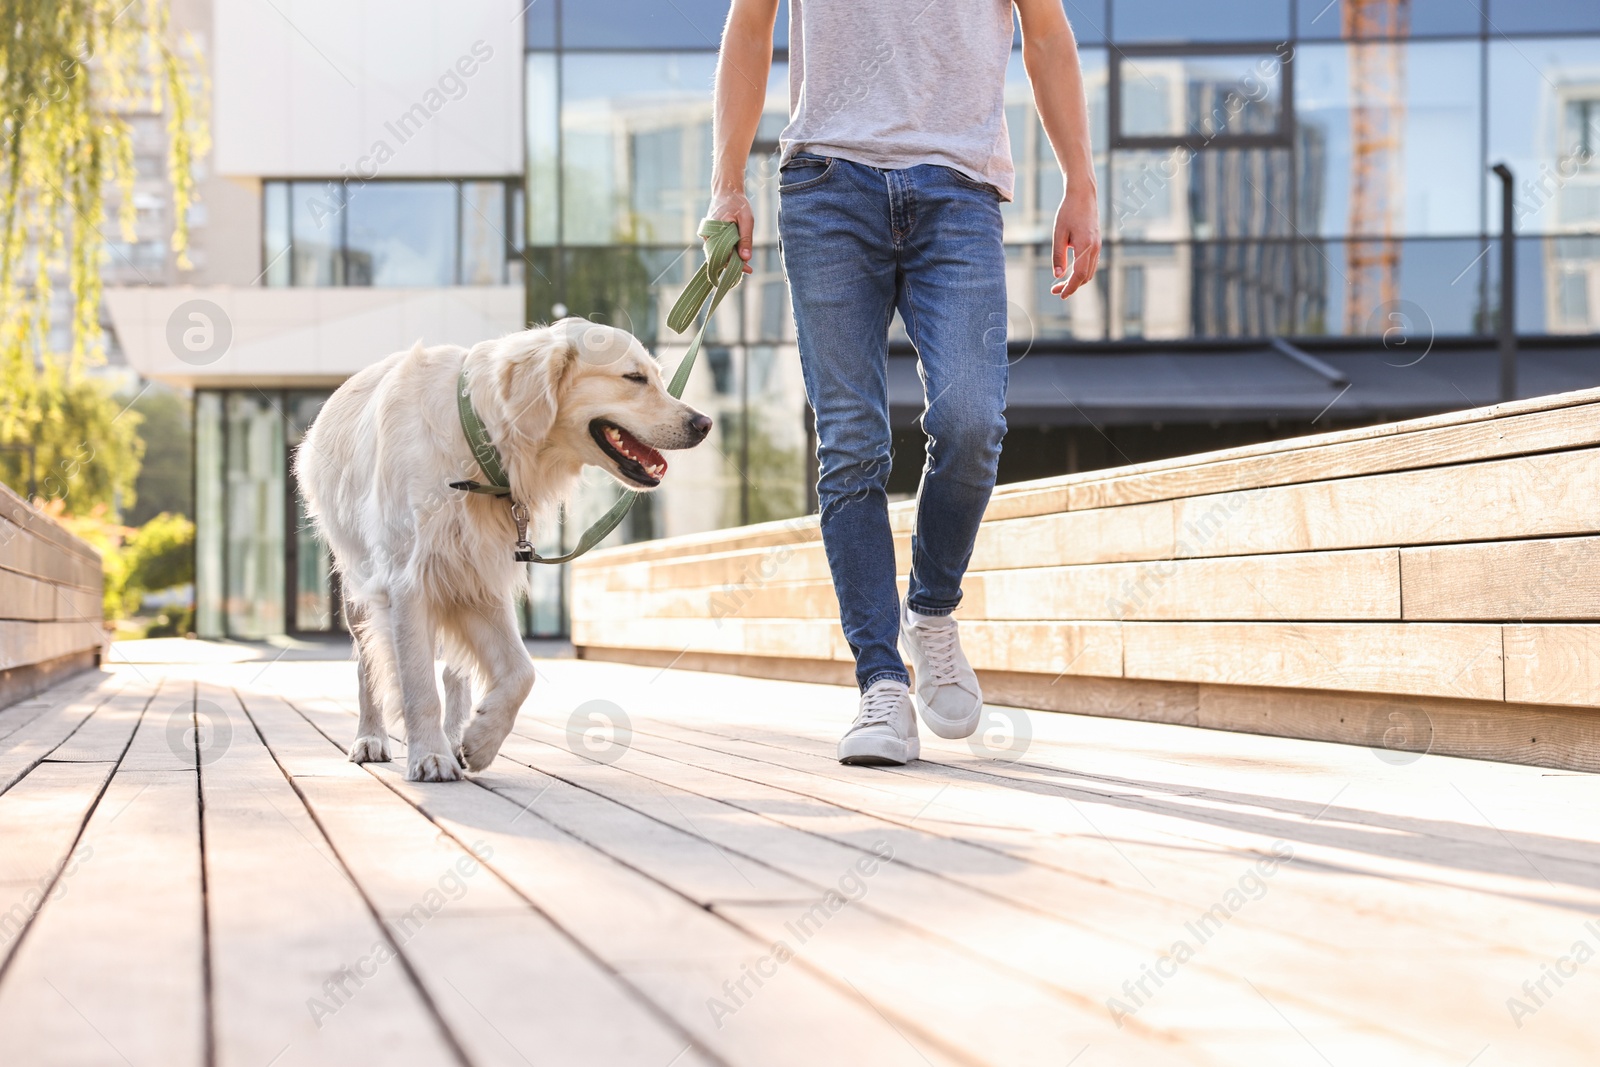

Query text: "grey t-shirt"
[778, 0, 1017, 200]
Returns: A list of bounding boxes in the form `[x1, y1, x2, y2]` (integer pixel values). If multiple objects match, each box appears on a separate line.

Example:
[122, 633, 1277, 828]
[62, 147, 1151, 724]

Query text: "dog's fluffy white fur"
[295, 320, 710, 781]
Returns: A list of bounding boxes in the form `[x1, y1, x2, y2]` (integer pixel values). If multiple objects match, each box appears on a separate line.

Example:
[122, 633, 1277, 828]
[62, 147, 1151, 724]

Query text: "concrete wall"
[0, 484, 105, 708]
[212, 0, 524, 180]
[105, 285, 524, 388]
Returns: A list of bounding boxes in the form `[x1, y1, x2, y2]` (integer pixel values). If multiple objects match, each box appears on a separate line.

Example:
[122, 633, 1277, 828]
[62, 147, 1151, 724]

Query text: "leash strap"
[452, 219, 743, 564]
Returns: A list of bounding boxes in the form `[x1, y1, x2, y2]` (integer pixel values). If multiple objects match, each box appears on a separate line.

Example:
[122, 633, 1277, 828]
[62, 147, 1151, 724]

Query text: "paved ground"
[0, 641, 1596, 1066]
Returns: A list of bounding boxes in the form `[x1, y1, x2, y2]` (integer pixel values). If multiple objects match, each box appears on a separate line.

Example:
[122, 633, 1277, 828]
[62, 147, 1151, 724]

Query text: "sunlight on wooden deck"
[1, 642, 1596, 1066]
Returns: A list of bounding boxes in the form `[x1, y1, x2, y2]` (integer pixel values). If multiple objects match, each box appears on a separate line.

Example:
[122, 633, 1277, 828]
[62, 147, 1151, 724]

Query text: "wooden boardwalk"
[0, 641, 1596, 1066]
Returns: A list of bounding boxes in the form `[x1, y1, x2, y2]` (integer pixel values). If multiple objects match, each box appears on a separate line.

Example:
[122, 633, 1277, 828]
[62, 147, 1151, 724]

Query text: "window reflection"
[1111, 0, 1289, 43]
[264, 180, 517, 286]
[1296, 41, 1481, 236]
[345, 183, 458, 287]
[562, 53, 788, 246]
[1487, 38, 1600, 236]
[1297, 0, 1481, 39]
[1116, 53, 1285, 141]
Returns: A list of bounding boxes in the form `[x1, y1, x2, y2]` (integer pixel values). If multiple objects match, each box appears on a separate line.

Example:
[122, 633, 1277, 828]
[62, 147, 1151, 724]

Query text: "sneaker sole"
[838, 735, 920, 766]
[915, 700, 982, 740]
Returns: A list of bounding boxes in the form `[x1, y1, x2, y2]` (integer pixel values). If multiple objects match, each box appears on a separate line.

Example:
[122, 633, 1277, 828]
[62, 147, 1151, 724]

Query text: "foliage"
[120, 510, 192, 599]
[1, 1, 207, 511]
[43, 498, 129, 619]
[0, 372, 146, 515]
[44, 502, 192, 622]
[123, 382, 191, 524]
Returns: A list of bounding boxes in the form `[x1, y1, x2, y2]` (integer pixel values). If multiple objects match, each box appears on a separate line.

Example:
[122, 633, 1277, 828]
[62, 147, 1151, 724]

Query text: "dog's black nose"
[688, 413, 713, 440]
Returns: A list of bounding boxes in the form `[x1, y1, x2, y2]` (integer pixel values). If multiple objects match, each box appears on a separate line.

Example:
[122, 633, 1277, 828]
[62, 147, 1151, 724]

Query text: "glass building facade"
[197, 0, 1600, 638]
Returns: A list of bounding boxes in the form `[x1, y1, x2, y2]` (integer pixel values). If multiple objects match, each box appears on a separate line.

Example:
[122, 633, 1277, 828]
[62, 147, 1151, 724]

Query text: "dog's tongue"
[613, 425, 667, 475]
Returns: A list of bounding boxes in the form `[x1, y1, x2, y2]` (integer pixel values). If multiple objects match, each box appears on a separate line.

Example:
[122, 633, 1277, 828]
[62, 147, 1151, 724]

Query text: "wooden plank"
[0, 675, 125, 794]
[1174, 448, 1600, 559]
[0, 763, 114, 972]
[1402, 536, 1600, 620]
[286, 703, 968, 1067]
[243, 693, 725, 1067]
[0, 620, 105, 674]
[1195, 683, 1600, 772]
[1122, 622, 1504, 701]
[1503, 625, 1600, 708]
[970, 549, 1398, 621]
[1068, 402, 1600, 511]
[586, 546, 1400, 624]
[199, 683, 462, 1067]
[46, 683, 157, 763]
[0, 770, 204, 1066]
[574, 616, 853, 663]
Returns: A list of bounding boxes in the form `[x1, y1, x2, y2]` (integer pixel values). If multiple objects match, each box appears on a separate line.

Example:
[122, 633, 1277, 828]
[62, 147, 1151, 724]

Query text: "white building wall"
[213, 0, 523, 179]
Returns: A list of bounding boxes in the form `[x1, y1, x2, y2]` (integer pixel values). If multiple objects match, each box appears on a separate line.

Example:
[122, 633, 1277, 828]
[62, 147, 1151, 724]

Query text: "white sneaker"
[838, 680, 920, 766]
[900, 600, 983, 739]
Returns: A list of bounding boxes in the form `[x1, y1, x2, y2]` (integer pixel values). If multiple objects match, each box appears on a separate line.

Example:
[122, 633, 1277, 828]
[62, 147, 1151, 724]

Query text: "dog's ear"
[488, 328, 577, 447]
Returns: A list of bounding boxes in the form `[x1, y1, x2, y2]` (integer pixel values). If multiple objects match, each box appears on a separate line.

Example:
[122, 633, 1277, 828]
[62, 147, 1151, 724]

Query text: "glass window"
[224, 393, 284, 639]
[286, 393, 333, 632]
[1111, 0, 1289, 43]
[194, 391, 224, 639]
[525, 0, 556, 48]
[1299, 237, 1491, 336]
[266, 180, 518, 286]
[1486, 2, 1600, 35]
[1113, 148, 1293, 239]
[290, 181, 344, 285]
[262, 182, 291, 286]
[344, 182, 458, 287]
[1117, 53, 1286, 142]
[561, 0, 728, 48]
[1062, 0, 1108, 46]
[1296, 41, 1483, 236]
[1494, 234, 1600, 335]
[461, 181, 509, 285]
[1487, 38, 1600, 235]
[1298, 0, 1481, 38]
[526, 52, 560, 245]
[562, 53, 788, 246]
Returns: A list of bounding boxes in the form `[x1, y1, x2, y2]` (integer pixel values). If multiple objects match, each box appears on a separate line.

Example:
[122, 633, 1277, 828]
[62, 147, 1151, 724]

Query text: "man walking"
[708, 0, 1101, 764]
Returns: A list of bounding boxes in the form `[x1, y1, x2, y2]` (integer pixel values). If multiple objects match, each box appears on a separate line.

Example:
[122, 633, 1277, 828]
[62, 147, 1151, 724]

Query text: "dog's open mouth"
[589, 419, 667, 488]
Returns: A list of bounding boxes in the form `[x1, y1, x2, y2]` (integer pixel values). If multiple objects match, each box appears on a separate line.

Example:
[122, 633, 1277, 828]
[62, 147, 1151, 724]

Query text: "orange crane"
[1343, 0, 1410, 331]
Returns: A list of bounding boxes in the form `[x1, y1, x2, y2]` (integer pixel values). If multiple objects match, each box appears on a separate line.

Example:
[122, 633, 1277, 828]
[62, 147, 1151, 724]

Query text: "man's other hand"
[1050, 189, 1100, 299]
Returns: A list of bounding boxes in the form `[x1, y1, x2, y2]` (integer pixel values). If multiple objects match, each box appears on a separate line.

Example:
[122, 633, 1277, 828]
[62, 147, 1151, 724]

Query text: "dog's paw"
[460, 716, 514, 773]
[349, 735, 391, 763]
[407, 751, 464, 782]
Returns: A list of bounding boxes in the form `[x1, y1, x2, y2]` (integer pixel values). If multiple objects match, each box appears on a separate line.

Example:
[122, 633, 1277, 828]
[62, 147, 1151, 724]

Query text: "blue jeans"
[778, 153, 1008, 691]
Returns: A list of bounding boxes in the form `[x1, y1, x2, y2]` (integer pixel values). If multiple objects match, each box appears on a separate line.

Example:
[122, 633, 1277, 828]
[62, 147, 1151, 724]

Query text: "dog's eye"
[623, 372, 649, 384]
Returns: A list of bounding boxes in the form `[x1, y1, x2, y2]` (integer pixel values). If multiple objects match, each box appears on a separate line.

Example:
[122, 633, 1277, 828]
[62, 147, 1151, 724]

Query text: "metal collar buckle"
[510, 501, 536, 563]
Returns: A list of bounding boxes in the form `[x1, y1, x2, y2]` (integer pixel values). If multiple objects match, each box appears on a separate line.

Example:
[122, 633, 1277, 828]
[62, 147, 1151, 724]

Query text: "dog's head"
[486, 318, 712, 491]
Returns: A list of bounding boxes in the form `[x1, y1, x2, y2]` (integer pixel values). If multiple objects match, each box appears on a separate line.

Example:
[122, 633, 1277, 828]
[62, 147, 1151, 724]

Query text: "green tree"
[123, 383, 191, 524]
[0, 0, 206, 515]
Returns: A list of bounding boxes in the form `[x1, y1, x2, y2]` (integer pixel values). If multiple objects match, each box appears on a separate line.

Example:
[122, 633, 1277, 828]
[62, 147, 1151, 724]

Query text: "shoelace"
[855, 686, 905, 729]
[917, 621, 963, 685]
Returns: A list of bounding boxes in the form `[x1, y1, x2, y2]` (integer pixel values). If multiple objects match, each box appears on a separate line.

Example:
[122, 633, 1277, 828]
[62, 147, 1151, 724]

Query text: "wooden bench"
[0, 483, 105, 708]
[572, 386, 1600, 771]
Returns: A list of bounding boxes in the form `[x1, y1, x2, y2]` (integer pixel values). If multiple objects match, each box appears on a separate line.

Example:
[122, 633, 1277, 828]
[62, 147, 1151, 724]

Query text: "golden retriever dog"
[295, 319, 711, 781]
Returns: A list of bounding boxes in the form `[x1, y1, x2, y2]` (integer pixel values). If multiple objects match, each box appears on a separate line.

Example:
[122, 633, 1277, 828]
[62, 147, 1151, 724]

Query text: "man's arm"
[708, 0, 781, 274]
[1015, 0, 1101, 299]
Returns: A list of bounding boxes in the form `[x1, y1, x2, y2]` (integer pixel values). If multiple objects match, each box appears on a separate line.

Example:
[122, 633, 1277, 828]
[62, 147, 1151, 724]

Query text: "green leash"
[450, 218, 744, 564]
